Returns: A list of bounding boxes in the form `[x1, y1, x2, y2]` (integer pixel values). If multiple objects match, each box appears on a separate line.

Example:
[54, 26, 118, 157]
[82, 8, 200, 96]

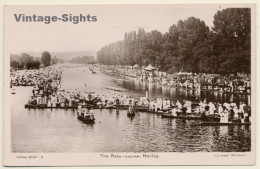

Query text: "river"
[11, 66, 251, 152]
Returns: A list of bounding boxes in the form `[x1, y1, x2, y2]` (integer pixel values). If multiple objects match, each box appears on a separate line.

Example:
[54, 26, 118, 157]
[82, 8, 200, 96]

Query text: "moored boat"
[199, 121, 251, 126]
[161, 114, 202, 120]
[11, 88, 16, 94]
[127, 111, 135, 117]
[127, 107, 135, 117]
[77, 109, 95, 124]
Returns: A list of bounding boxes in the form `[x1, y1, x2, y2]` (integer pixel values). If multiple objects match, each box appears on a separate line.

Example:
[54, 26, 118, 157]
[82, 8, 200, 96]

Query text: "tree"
[177, 17, 210, 73]
[51, 56, 58, 65]
[70, 56, 96, 64]
[10, 60, 19, 68]
[19, 53, 34, 66]
[26, 60, 41, 69]
[212, 8, 251, 74]
[41, 51, 51, 67]
[96, 8, 251, 75]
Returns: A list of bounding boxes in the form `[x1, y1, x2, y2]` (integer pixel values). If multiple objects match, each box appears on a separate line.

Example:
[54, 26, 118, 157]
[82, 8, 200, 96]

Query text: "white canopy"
[144, 64, 158, 71]
[133, 64, 139, 68]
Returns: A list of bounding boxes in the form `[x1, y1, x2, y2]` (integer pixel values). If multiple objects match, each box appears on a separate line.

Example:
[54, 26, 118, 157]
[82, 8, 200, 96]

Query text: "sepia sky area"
[5, 4, 241, 55]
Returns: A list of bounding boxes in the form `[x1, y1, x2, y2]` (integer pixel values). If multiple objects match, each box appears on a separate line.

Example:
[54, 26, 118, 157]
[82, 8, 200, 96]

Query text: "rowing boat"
[199, 121, 251, 126]
[161, 114, 202, 120]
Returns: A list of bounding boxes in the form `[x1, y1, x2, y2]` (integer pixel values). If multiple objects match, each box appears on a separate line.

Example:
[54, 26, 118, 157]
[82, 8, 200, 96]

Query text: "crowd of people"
[10, 63, 251, 124]
[95, 65, 251, 94]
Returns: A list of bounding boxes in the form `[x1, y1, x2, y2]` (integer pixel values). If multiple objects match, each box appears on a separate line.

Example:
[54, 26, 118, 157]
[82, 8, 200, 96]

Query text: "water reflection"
[11, 67, 251, 152]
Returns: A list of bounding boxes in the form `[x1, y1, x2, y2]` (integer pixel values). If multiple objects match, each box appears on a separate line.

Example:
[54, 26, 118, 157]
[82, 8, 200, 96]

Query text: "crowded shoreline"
[95, 64, 251, 95]
[10, 63, 251, 125]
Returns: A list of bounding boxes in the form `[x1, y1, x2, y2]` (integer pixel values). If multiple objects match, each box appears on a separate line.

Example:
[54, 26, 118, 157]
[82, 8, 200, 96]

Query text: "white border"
[1, 1, 258, 167]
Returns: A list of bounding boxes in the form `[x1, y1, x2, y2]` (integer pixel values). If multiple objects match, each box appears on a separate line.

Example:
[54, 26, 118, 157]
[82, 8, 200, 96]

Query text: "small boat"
[155, 109, 169, 114]
[161, 114, 202, 120]
[199, 121, 251, 126]
[77, 111, 95, 124]
[127, 111, 135, 117]
[82, 116, 95, 124]
[134, 106, 150, 112]
[127, 107, 135, 117]
[105, 104, 115, 109]
[11, 88, 16, 94]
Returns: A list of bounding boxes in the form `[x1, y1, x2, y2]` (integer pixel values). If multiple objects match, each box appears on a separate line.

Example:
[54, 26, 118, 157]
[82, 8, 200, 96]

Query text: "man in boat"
[89, 107, 95, 120]
[115, 97, 120, 105]
[204, 104, 210, 115]
[182, 105, 187, 116]
[128, 106, 134, 114]
[243, 104, 251, 122]
[82, 108, 89, 119]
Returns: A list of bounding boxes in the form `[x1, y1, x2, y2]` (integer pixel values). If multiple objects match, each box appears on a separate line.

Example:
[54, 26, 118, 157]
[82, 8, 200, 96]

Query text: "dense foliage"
[97, 8, 251, 74]
[70, 56, 96, 64]
[41, 51, 52, 67]
[10, 51, 58, 69]
[10, 53, 41, 69]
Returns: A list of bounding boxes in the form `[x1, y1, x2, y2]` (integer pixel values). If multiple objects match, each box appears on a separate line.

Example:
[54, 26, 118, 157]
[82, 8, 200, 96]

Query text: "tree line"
[70, 56, 96, 64]
[10, 51, 60, 69]
[97, 8, 250, 74]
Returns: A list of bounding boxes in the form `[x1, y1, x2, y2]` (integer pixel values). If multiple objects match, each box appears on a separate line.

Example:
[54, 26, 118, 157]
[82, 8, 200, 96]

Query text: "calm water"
[11, 66, 251, 152]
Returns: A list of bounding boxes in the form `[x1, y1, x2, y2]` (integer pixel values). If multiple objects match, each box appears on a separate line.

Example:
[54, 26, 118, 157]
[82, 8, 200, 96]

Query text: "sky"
[4, 4, 238, 55]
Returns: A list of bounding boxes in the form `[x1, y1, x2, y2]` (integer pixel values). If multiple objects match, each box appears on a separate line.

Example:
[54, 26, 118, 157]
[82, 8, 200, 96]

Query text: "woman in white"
[157, 99, 162, 110]
[149, 101, 154, 111]
[233, 106, 239, 118]
[144, 99, 149, 107]
[154, 102, 158, 112]
[171, 107, 178, 116]
[209, 102, 216, 115]
[162, 99, 167, 110]
[77, 104, 82, 116]
[176, 100, 182, 110]
[239, 102, 245, 113]
[218, 104, 223, 114]
[186, 101, 192, 113]
[220, 108, 229, 123]
[199, 101, 203, 113]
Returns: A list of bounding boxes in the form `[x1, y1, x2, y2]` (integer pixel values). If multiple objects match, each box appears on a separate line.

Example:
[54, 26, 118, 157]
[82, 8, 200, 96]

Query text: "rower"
[84, 108, 90, 118]
[89, 107, 94, 120]
[182, 106, 187, 116]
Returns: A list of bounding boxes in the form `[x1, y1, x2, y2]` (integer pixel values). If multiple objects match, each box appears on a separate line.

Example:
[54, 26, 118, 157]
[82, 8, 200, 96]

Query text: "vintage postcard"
[3, 3, 256, 166]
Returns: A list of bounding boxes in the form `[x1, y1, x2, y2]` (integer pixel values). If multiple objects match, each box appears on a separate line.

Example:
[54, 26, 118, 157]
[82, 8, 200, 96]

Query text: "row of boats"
[53, 103, 251, 126]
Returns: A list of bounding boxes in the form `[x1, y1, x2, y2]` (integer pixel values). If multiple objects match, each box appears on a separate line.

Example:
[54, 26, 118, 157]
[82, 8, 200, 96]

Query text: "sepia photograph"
[3, 3, 256, 166]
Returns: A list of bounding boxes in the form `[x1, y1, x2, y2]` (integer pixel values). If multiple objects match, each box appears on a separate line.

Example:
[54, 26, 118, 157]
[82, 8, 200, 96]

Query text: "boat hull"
[199, 121, 251, 126]
[161, 114, 202, 120]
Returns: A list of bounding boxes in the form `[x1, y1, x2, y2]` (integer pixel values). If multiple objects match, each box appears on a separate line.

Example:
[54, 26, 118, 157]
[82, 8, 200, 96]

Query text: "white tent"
[144, 64, 158, 71]
[133, 64, 139, 68]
